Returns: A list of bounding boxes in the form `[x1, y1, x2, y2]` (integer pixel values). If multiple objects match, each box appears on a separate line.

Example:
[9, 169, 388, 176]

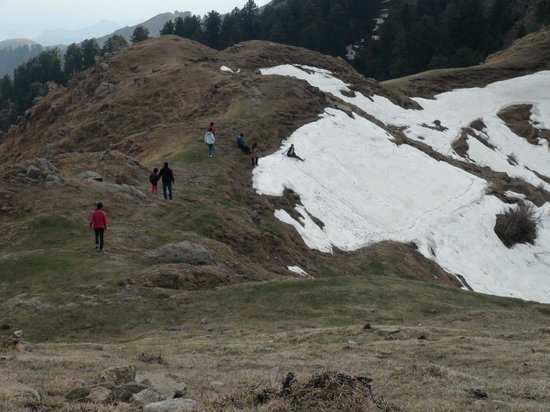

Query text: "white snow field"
[256, 65, 550, 303]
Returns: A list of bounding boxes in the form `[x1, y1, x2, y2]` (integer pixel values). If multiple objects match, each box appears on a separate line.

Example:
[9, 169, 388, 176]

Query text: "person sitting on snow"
[286, 144, 304, 162]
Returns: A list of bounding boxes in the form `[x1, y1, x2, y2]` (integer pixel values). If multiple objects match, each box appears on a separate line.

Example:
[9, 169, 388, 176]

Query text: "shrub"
[495, 201, 540, 248]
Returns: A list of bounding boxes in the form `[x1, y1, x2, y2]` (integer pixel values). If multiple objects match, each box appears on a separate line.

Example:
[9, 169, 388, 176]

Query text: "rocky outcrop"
[10, 158, 63, 184]
[147, 242, 214, 265]
[141, 264, 233, 290]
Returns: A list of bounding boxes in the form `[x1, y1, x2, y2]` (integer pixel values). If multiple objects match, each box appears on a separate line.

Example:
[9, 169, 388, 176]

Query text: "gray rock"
[66, 387, 90, 401]
[0, 386, 41, 405]
[98, 365, 136, 385]
[95, 82, 115, 98]
[112, 382, 149, 402]
[46, 174, 64, 184]
[79, 171, 103, 182]
[26, 165, 43, 180]
[148, 242, 214, 265]
[87, 386, 113, 404]
[144, 398, 198, 412]
[132, 388, 164, 405]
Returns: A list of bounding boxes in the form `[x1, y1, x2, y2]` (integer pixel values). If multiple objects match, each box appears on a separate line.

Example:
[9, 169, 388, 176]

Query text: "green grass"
[10, 215, 88, 252]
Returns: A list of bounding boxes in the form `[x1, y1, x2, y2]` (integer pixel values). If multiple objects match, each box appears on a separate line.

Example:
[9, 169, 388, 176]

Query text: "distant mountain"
[0, 39, 38, 50]
[34, 20, 121, 46]
[97, 11, 191, 45]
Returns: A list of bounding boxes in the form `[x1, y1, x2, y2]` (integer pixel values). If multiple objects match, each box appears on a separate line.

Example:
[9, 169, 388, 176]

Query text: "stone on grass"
[87, 386, 113, 404]
[148, 242, 214, 265]
[132, 388, 164, 405]
[99, 365, 136, 385]
[144, 398, 198, 412]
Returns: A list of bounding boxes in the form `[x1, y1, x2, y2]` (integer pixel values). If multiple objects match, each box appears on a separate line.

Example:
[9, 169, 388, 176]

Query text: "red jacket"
[90, 210, 108, 229]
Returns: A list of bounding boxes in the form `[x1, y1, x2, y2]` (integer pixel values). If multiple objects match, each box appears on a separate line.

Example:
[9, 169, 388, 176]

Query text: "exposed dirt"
[498, 104, 550, 145]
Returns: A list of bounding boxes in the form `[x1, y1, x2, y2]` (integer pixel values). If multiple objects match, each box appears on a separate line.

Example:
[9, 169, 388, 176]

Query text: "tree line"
[1, 0, 547, 133]
[0, 35, 131, 132]
[354, 0, 537, 80]
[158, 0, 382, 56]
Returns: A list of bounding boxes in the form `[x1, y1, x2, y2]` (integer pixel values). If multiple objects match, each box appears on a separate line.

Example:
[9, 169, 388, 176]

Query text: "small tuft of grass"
[494, 201, 539, 248]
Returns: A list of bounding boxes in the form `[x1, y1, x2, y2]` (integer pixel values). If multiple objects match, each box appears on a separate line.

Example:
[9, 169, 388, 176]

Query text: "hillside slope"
[1, 34, 550, 411]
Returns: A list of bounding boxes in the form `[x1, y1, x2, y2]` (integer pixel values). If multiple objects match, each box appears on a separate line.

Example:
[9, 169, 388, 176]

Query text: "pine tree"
[64, 43, 83, 77]
[131, 26, 150, 44]
[174, 17, 186, 37]
[177, 15, 203, 41]
[161, 20, 175, 35]
[204, 11, 222, 49]
[81, 39, 100, 70]
[240, 0, 260, 40]
[0, 75, 13, 103]
[102, 35, 128, 56]
[220, 8, 242, 48]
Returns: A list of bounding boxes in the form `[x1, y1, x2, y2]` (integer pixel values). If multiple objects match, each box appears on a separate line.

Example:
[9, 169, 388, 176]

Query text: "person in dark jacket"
[158, 162, 175, 200]
[237, 133, 251, 155]
[149, 168, 160, 194]
[286, 144, 304, 161]
[89, 202, 108, 252]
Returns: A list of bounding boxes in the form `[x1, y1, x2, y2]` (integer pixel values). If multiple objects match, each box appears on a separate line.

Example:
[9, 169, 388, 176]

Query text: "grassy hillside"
[1, 36, 550, 411]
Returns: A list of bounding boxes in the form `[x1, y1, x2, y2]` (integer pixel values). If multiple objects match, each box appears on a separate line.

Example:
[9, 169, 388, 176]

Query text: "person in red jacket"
[89, 202, 108, 252]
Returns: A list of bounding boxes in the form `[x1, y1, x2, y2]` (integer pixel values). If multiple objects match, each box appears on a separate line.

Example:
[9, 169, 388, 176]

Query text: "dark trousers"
[163, 183, 173, 200]
[94, 229, 105, 250]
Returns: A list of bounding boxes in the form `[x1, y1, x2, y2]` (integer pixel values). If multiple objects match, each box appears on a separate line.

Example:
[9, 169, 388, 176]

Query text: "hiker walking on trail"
[286, 144, 304, 162]
[149, 168, 160, 194]
[237, 133, 251, 155]
[89, 202, 108, 252]
[205, 127, 216, 158]
[159, 162, 175, 200]
[250, 140, 259, 167]
[208, 122, 217, 136]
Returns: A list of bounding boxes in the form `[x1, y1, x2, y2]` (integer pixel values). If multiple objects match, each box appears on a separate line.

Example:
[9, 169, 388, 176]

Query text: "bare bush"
[495, 202, 540, 248]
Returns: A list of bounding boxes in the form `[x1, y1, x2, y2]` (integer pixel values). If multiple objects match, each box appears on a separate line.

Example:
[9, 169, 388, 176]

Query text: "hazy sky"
[0, 0, 271, 41]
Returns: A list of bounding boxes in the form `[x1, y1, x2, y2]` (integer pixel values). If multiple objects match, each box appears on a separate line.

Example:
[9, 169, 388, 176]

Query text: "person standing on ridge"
[237, 133, 251, 155]
[159, 162, 175, 200]
[208, 122, 217, 137]
[205, 127, 216, 158]
[149, 168, 160, 194]
[89, 202, 108, 252]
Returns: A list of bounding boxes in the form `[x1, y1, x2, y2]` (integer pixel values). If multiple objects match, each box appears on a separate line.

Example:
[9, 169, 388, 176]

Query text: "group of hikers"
[89, 122, 305, 252]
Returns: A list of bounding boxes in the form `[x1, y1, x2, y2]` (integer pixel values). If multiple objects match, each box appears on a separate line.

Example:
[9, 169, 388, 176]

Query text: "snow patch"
[256, 65, 550, 303]
[261, 65, 550, 191]
[288, 266, 310, 278]
[220, 65, 239, 74]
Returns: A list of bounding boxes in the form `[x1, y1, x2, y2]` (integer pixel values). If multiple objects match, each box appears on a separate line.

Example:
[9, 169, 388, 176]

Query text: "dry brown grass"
[495, 201, 540, 248]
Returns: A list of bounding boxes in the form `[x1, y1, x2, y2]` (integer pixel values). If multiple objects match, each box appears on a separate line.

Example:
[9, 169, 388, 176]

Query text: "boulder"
[132, 388, 165, 405]
[95, 82, 115, 98]
[87, 386, 113, 404]
[98, 365, 136, 386]
[144, 398, 198, 412]
[66, 387, 90, 402]
[79, 171, 103, 182]
[148, 242, 213, 265]
[26, 165, 43, 180]
[112, 382, 149, 402]
[0, 386, 41, 405]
